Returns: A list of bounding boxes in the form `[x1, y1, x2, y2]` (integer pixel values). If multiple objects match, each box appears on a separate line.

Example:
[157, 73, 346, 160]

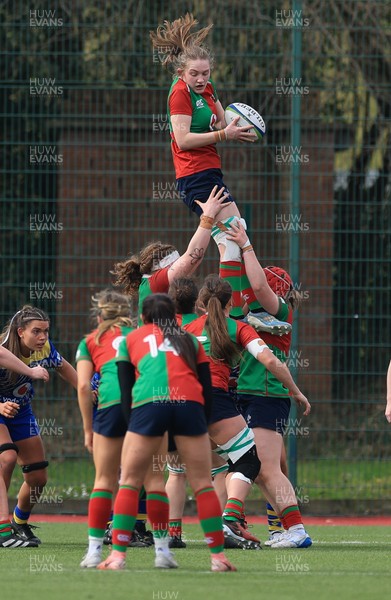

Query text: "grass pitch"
[2, 523, 391, 600]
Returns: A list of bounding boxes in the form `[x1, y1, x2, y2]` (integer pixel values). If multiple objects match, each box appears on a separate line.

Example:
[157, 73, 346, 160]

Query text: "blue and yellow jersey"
[0, 339, 62, 405]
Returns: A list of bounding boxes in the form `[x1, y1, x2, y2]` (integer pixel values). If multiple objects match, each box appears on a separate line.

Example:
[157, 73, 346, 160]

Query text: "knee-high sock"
[266, 502, 284, 533]
[112, 485, 139, 552]
[223, 497, 243, 521]
[219, 261, 244, 318]
[147, 491, 169, 553]
[147, 491, 169, 539]
[280, 505, 303, 529]
[241, 262, 262, 311]
[196, 486, 224, 554]
[88, 488, 113, 538]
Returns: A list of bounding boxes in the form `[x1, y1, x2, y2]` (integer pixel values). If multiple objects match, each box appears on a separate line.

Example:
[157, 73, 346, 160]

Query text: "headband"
[151, 250, 180, 272]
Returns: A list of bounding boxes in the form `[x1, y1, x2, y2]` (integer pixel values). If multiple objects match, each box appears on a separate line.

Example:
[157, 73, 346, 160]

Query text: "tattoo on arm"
[189, 247, 204, 264]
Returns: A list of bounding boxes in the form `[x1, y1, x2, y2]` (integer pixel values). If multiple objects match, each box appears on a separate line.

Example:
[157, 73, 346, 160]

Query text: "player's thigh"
[253, 427, 283, 471]
[93, 433, 123, 484]
[208, 414, 247, 445]
[280, 440, 288, 476]
[16, 435, 47, 485]
[174, 433, 212, 488]
[143, 458, 167, 492]
[16, 434, 46, 465]
[0, 424, 17, 475]
[120, 432, 162, 487]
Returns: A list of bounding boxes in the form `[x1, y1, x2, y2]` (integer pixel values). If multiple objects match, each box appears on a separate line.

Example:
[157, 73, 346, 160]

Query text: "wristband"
[214, 129, 227, 143]
[242, 244, 254, 254]
[241, 237, 251, 250]
[199, 215, 214, 229]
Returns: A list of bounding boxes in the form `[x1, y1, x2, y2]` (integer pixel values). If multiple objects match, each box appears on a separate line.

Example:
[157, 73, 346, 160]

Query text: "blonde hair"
[150, 13, 214, 72]
[90, 289, 134, 344]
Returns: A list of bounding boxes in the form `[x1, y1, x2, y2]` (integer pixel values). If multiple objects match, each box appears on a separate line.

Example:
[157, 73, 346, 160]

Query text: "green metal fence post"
[287, 0, 303, 490]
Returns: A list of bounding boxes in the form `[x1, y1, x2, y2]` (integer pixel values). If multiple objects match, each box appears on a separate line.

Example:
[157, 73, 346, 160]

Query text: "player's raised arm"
[226, 220, 280, 315]
[167, 185, 229, 281]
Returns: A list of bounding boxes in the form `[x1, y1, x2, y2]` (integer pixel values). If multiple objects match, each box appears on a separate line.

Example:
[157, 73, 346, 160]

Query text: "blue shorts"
[176, 168, 235, 216]
[93, 404, 128, 438]
[0, 403, 40, 442]
[168, 431, 177, 452]
[128, 401, 207, 437]
[237, 394, 291, 435]
[209, 387, 242, 425]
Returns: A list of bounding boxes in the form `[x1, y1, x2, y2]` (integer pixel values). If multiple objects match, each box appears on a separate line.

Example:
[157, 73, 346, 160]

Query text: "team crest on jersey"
[196, 99, 204, 109]
[13, 382, 32, 398]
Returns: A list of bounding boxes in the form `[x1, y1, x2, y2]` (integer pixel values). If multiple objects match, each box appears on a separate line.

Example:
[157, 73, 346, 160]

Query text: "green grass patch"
[7, 458, 391, 503]
[2, 523, 391, 600]
[8, 459, 95, 500]
[298, 459, 391, 500]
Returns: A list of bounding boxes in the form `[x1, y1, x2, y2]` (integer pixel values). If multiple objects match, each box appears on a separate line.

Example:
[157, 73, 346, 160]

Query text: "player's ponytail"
[90, 289, 134, 344]
[198, 275, 242, 367]
[285, 289, 303, 311]
[150, 13, 213, 71]
[111, 257, 142, 296]
[112, 242, 177, 296]
[168, 277, 198, 315]
[141, 293, 198, 374]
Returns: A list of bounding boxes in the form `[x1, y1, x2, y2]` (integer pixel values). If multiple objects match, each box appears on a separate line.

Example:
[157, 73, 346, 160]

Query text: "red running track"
[27, 515, 391, 526]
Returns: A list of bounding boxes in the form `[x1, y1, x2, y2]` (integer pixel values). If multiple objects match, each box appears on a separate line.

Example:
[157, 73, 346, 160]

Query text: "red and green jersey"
[138, 266, 170, 326]
[117, 324, 208, 409]
[184, 314, 259, 391]
[237, 302, 293, 398]
[76, 325, 134, 409]
[167, 77, 221, 178]
[176, 313, 198, 327]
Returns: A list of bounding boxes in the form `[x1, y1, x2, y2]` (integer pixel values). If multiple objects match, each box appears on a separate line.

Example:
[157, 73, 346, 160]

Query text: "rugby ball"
[224, 102, 266, 140]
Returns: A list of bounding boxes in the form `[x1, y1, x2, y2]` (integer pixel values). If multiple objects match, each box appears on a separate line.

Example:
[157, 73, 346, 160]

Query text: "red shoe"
[223, 518, 261, 548]
[239, 517, 260, 543]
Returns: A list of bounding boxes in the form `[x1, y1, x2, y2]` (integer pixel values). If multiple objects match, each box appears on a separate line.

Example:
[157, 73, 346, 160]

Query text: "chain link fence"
[1, 0, 390, 512]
